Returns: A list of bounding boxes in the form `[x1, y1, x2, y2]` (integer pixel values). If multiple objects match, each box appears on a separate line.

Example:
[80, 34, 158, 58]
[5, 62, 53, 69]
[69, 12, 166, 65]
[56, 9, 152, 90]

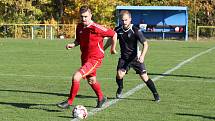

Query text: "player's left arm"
[104, 33, 117, 53]
[101, 26, 117, 54]
[110, 33, 117, 54]
[137, 30, 148, 63]
[104, 38, 112, 51]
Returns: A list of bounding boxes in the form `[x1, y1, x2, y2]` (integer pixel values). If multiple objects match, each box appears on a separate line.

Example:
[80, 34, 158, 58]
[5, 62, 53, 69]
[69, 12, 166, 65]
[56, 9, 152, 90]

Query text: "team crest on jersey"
[79, 31, 83, 34]
[128, 33, 131, 38]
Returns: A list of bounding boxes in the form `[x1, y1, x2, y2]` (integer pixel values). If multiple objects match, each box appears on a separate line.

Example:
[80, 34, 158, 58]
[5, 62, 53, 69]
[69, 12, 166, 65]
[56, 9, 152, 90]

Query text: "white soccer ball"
[60, 35, 64, 39]
[72, 105, 88, 119]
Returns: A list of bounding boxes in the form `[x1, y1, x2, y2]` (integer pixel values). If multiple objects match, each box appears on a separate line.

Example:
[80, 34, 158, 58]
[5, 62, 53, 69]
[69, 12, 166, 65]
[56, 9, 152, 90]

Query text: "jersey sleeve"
[137, 29, 146, 44]
[114, 27, 119, 31]
[103, 28, 116, 37]
[75, 24, 81, 43]
[114, 26, 120, 39]
[93, 23, 115, 37]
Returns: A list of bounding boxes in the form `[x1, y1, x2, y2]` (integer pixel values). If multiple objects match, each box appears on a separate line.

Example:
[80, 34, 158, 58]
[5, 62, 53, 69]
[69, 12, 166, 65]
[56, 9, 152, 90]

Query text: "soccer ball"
[175, 27, 180, 32]
[72, 105, 88, 119]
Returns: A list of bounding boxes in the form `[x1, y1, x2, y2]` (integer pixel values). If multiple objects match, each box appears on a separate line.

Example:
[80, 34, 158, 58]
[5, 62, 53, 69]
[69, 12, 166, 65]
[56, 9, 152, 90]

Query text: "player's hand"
[66, 43, 74, 50]
[137, 55, 144, 63]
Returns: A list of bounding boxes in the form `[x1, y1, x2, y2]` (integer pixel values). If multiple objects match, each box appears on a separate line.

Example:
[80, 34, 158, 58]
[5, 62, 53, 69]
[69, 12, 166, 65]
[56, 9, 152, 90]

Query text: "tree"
[0, 0, 214, 36]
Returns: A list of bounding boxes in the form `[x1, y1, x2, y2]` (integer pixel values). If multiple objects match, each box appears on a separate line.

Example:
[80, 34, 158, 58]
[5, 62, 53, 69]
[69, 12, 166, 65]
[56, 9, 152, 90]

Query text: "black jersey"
[115, 24, 146, 61]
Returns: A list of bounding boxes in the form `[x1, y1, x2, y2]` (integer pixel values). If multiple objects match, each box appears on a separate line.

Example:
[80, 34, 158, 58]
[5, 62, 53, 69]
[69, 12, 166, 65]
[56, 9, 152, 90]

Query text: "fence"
[197, 26, 215, 41]
[0, 24, 76, 40]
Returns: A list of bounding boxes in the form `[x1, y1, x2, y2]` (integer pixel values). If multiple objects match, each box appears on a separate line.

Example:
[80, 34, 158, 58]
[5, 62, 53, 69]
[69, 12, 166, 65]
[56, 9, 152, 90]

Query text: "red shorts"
[79, 59, 102, 78]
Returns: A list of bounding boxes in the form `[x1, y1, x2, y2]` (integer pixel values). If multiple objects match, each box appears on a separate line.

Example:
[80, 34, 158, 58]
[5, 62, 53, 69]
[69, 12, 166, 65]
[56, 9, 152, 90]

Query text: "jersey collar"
[121, 24, 133, 32]
[84, 20, 94, 28]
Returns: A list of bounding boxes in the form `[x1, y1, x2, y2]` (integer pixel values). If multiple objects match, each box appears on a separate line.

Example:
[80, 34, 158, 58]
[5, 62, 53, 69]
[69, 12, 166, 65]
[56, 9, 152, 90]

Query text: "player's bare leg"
[116, 70, 126, 98]
[88, 76, 107, 108]
[57, 71, 82, 109]
[140, 73, 160, 102]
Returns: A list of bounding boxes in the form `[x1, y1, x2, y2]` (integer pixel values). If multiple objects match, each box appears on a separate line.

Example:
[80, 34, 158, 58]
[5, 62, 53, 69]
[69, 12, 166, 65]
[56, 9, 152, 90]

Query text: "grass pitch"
[0, 39, 214, 121]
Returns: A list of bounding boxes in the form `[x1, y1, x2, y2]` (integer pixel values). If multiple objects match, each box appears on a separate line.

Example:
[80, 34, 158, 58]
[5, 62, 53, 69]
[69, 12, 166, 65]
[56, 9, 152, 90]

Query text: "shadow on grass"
[0, 89, 68, 97]
[58, 116, 72, 119]
[0, 101, 96, 113]
[148, 73, 215, 80]
[0, 89, 97, 111]
[176, 113, 215, 120]
[0, 89, 159, 102]
[0, 89, 97, 99]
[0, 102, 61, 112]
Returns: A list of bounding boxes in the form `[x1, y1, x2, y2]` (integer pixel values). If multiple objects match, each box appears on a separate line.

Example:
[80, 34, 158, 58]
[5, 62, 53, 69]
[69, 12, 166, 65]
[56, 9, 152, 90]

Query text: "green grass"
[0, 39, 215, 121]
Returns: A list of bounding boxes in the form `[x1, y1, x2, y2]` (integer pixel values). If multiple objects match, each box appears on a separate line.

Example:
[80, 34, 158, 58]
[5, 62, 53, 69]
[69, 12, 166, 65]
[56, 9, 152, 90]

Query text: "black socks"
[145, 78, 158, 94]
[116, 77, 123, 89]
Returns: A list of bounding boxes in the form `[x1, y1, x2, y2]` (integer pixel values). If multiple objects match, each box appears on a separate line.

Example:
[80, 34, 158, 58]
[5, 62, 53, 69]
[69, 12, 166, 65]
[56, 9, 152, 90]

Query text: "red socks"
[90, 81, 103, 101]
[67, 80, 103, 105]
[68, 80, 80, 105]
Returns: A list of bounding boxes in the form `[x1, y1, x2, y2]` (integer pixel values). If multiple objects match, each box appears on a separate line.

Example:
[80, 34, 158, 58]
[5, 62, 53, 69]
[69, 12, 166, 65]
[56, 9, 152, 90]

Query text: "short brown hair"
[119, 10, 131, 18]
[79, 5, 91, 14]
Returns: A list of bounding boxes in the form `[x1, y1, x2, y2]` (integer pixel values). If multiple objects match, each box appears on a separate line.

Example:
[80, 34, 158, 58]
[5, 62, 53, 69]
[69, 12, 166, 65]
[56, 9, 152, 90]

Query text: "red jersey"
[76, 22, 115, 61]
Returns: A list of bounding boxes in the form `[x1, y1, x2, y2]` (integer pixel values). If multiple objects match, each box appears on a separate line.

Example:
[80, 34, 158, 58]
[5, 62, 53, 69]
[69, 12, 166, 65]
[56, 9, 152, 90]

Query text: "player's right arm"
[66, 23, 81, 50]
[66, 40, 79, 50]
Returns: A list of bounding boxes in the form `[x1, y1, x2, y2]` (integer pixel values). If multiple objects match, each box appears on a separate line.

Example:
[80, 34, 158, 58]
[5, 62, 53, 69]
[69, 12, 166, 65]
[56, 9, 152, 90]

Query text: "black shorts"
[117, 58, 147, 75]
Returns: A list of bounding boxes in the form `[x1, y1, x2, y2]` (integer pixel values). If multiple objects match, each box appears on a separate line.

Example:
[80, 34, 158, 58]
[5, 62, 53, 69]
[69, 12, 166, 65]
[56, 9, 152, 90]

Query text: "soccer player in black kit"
[113, 10, 160, 102]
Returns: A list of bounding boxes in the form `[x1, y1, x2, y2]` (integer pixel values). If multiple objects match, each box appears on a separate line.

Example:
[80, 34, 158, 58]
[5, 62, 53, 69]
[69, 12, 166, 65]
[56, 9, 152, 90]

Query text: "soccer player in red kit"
[57, 6, 117, 109]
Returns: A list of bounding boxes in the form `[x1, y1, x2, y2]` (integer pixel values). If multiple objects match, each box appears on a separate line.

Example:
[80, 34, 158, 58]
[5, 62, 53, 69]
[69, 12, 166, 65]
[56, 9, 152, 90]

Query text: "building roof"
[116, 6, 188, 11]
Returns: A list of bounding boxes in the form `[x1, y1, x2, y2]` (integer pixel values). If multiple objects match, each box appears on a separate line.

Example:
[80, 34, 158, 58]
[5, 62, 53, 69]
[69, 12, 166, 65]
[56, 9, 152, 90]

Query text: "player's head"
[79, 5, 92, 26]
[119, 10, 132, 29]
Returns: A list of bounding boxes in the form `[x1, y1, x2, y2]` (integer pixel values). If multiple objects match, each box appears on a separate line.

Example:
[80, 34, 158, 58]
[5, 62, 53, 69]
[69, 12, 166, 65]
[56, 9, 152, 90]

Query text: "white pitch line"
[72, 46, 215, 121]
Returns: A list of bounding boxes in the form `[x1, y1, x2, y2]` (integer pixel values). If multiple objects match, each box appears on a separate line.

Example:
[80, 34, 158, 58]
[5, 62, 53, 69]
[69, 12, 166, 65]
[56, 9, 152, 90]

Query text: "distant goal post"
[197, 26, 215, 41]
